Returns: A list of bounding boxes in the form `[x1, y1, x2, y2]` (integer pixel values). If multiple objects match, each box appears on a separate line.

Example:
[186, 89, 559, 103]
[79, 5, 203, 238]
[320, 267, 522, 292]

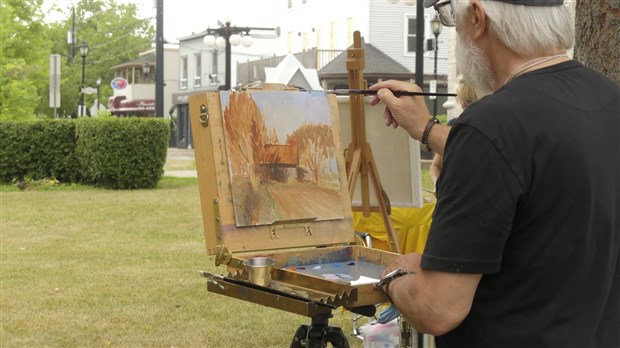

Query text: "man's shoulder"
[454, 95, 518, 129]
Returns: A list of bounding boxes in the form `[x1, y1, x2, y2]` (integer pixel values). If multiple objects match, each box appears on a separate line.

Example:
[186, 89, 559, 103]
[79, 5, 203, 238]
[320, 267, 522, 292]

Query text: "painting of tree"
[286, 124, 336, 185]
[222, 92, 269, 186]
[220, 91, 345, 227]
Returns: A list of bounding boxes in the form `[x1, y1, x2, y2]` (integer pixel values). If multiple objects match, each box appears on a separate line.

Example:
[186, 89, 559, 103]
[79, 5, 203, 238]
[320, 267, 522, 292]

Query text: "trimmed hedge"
[0, 120, 79, 183]
[76, 117, 169, 189]
[0, 117, 169, 189]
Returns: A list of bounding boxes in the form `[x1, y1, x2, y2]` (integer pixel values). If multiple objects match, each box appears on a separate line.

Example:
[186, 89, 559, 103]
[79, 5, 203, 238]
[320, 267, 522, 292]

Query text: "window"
[180, 56, 188, 89]
[329, 21, 336, 50]
[210, 50, 218, 85]
[194, 53, 201, 87]
[302, 33, 308, 51]
[407, 16, 418, 54]
[287, 32, 293, 53]
[405, 14, 430, 55]
[347, 18, 353, 47]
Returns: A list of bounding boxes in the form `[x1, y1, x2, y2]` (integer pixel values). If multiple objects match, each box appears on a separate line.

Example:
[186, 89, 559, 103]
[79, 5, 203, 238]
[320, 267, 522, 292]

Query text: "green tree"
[48, 0, 155, 114]
[0, 0, 154, 120]
[0, 0, 50, 120]
[46, 0, 154, 117]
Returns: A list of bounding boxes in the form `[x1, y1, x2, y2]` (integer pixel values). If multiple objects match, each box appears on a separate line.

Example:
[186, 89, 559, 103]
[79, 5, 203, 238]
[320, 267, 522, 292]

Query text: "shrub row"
[0, 120, 79, 183]
[0, 117, 169, 189]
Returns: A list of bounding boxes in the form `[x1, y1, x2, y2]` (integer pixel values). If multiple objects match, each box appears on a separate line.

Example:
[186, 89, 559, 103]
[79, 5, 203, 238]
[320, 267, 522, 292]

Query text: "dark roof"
[111, 52, 156, 70]
[318, 41, 414, 80]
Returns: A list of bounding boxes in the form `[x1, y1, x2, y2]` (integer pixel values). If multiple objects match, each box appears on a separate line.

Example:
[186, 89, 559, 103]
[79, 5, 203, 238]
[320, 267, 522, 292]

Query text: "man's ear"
[470, 0, 488, 40]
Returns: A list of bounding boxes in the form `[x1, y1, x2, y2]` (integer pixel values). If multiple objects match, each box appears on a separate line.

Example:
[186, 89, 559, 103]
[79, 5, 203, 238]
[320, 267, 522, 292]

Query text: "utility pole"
[68, 6, 75, 63]
[415, 0, 424, 88]
[155, 0, 164, 117]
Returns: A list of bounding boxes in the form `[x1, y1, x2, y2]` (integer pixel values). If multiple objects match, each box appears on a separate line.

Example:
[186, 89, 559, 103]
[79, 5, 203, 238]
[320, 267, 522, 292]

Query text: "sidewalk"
[166, 147, 195, 161]
[164, 170, 198, 178]
[165, 147, 197, 178]
[164, 148, 432, 177]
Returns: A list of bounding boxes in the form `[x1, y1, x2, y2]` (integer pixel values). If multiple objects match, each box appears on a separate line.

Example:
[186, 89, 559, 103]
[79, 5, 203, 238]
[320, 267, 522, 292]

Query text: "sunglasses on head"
[434, 0, 456, 27]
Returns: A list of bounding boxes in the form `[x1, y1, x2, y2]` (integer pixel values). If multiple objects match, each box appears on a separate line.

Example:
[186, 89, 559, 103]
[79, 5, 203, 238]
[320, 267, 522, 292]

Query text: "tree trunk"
[574, 0, 620, 83]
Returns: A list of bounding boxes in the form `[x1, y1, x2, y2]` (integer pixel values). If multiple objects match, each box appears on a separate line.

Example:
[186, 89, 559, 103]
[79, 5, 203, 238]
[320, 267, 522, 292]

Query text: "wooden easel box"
[188, 88, 398, 307]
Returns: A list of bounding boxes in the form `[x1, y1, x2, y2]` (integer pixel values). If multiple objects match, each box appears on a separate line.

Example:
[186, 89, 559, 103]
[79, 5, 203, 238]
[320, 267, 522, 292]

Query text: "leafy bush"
[0, 120, 79, 182]
[1, 117, 169, 189]
[76, 117, 169, 189]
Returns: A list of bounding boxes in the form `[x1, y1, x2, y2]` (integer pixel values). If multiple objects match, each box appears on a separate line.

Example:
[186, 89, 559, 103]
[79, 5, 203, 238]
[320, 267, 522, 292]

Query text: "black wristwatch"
[375, 269, 415, 289]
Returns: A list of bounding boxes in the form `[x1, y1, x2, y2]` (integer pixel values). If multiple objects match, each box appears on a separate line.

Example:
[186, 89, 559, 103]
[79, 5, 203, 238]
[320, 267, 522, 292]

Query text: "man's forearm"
[383, 253, 481, 336]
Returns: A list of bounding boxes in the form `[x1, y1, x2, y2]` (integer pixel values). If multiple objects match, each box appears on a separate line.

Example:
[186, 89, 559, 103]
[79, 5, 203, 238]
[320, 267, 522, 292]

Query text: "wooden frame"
[189, 89, 354, 255]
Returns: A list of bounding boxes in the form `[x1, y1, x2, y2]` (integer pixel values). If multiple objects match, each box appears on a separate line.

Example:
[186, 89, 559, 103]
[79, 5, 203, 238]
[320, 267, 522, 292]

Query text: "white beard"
[456, 31, 496, 97]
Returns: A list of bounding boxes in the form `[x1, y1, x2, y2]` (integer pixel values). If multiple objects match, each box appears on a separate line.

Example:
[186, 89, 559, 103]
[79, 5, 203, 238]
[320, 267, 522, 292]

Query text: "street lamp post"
[79, 39, 89, 116]
[431, 16, 443, 117]
[96, 78, 101, 112]
[203, 22, 273, 90]
[142, 61, 151, 81]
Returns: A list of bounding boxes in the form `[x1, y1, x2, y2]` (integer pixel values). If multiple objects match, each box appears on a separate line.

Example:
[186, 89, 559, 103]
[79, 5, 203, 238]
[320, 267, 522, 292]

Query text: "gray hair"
[455, 0, 574, 55]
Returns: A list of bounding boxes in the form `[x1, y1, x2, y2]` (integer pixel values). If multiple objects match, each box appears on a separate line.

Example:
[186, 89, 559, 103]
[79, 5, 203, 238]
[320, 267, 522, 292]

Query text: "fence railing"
[236, 48, 344, 86]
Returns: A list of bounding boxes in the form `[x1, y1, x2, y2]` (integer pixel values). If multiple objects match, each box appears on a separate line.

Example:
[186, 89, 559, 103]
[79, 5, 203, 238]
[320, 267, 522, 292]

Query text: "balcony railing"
[236, 48, 344, 86]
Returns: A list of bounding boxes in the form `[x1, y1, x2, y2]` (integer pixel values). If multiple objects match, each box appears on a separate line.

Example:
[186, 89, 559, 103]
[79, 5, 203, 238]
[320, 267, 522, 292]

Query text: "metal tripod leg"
[290, 313, 350, 348]
[399, 318, 429, 348]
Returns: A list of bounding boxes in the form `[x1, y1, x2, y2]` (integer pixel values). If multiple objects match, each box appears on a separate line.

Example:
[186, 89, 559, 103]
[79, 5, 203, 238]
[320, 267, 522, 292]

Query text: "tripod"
[290, 313, 350, 348]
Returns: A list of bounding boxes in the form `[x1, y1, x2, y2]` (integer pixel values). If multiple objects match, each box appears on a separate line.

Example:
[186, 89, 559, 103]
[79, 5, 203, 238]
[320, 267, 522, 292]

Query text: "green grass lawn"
[0, 177, 368, 347]
[1, 150, 436, 347]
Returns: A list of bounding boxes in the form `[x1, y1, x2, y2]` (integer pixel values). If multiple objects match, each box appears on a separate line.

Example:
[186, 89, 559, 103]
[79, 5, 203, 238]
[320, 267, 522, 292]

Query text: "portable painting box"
[188, 86, 401, 318]
[187, 83, 405, 325]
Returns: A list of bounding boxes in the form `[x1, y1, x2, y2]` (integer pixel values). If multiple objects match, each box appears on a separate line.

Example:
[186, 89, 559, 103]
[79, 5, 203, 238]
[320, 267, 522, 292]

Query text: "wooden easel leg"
[347, 147, 362, 199]
[360, 156, 371, 217]
[363, 143, 400, 254]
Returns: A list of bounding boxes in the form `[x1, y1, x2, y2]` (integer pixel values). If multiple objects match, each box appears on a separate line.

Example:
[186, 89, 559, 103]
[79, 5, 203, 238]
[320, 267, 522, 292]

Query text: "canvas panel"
[219, 91, 346, 227]
[189, 90, 354, 255]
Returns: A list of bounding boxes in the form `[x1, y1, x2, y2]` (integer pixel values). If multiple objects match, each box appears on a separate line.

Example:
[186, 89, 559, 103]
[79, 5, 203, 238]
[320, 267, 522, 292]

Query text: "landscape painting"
[220, 91, 345, 227]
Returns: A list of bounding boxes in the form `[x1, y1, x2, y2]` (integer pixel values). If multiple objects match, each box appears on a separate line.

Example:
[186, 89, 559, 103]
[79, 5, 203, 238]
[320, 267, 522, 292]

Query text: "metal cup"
[243, 257, 276, 287]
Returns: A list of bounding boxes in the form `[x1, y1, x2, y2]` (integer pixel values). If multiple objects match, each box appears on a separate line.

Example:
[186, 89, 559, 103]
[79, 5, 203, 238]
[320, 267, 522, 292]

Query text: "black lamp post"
[430, 15, 443, 117]
[142, 61, 151, 82]
[203, 22, 274, 90]
[96, 78, 101, 112]
[79, 39, 89, 116]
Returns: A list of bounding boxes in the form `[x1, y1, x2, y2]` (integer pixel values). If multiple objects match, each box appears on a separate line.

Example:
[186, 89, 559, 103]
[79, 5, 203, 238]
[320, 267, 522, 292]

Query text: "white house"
[276, 0, 449, 81]
[171, 28, 279, 148]
[169, 0, 450, 148]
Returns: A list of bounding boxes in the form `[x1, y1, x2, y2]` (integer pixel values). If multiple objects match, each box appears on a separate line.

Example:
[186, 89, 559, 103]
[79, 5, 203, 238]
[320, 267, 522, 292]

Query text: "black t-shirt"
[421, 61, 620, 348]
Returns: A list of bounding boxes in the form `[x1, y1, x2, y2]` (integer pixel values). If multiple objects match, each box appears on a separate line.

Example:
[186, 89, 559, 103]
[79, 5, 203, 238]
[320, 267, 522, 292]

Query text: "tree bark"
[574, 0, 620, 83]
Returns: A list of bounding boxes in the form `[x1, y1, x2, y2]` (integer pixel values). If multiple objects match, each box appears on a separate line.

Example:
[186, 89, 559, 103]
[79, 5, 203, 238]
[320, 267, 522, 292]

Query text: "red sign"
[111, 77, 128, 90]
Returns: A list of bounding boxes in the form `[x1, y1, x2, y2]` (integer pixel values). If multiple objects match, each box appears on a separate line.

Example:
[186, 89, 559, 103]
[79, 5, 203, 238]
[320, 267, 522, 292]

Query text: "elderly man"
[369, 0, 620, 347]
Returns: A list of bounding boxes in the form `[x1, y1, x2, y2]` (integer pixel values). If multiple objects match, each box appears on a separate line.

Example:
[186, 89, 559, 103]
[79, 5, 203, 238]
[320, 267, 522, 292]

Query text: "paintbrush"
[324, 89, 457, 97]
